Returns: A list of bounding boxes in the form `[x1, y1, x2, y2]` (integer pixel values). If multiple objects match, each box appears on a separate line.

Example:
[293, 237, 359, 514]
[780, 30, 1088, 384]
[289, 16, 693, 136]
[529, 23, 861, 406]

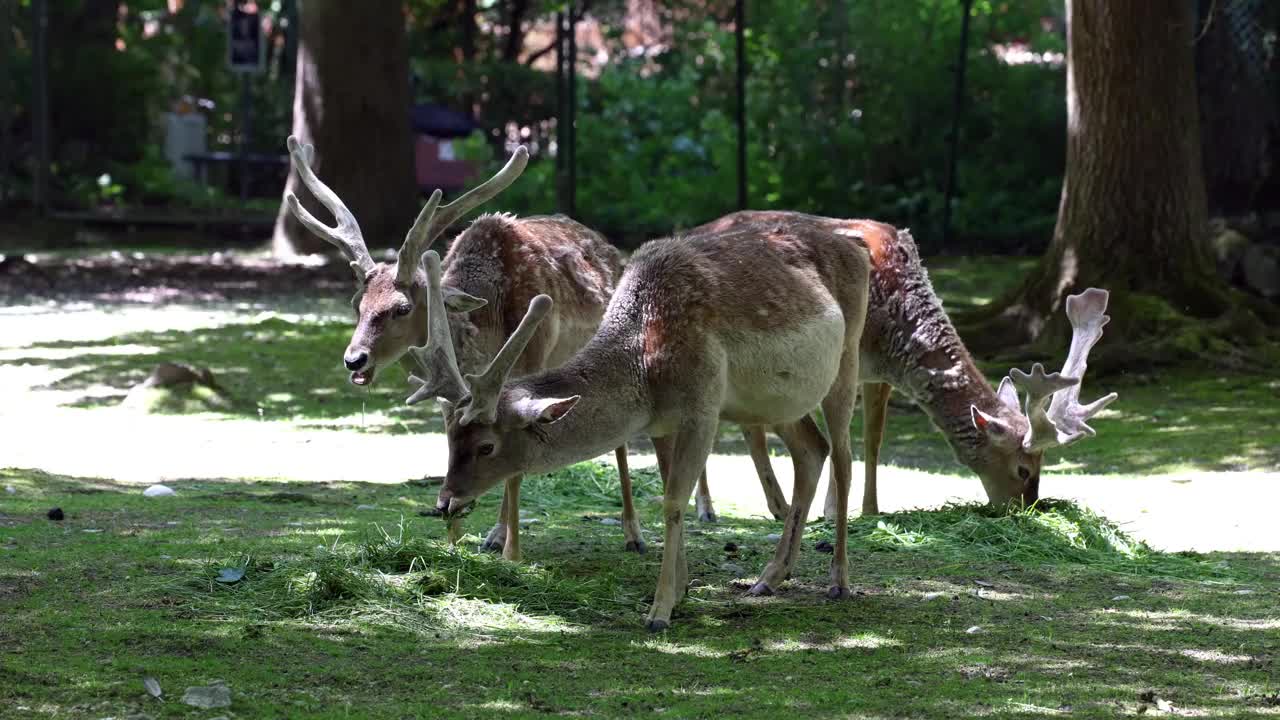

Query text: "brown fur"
[435, 211, 873, 628]
[695, 211, 1045, 508]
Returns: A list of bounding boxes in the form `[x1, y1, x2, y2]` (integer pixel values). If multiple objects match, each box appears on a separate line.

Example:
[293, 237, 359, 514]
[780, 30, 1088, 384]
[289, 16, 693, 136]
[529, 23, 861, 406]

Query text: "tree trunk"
[272, 0, 417, 257]
[963, 0, 1245, 359]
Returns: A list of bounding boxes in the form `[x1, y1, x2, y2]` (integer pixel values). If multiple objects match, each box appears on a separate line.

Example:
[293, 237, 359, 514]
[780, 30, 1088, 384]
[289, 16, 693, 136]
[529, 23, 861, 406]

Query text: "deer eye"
[478, 443, 495, 457]
[1017, 467, 1031, 481]
[394, 303, 412, 317]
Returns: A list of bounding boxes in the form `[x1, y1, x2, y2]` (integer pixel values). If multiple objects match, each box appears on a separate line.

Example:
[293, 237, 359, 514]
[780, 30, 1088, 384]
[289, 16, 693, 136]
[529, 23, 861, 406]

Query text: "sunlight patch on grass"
[764, 633, 901, 652]
[640, 639, 728, 659]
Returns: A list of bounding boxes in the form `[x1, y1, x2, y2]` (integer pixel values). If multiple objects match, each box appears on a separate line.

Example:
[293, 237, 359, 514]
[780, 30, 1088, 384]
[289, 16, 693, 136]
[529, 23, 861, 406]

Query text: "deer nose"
[344, 349, 369, 371]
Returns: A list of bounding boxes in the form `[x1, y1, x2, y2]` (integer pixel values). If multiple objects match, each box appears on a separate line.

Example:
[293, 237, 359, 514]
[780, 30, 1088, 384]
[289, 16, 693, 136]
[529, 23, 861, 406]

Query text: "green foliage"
[457, 0, 1066, 246]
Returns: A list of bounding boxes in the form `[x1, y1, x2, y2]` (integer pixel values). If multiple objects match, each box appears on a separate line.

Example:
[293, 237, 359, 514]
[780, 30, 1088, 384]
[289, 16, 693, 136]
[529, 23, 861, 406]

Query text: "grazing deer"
[283, 136, 640, 560]
[694, 212, 1115, 518]
[409, 210, 873, 631]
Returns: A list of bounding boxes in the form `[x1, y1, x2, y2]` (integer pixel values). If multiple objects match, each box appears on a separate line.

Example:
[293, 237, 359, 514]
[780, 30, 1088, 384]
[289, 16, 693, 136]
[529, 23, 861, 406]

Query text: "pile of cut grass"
[853, 500, 1248, 581]
[169, 519, 645, 633]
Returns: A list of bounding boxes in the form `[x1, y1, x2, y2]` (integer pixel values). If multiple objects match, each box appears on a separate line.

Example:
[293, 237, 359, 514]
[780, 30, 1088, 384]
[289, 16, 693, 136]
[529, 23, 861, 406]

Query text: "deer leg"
[860, 382, 892, 516]
[617, 445, 645, 554]
[479, 490, 508, 553]
[501, 475, 522, 562]
[446, 517, 464, 546]
[744, 425, 789, 521]
[750, 415, 829, 596]
[821, 382, 860, 599]
[646, 424, 715, 632]
[694, 469, 717, 523]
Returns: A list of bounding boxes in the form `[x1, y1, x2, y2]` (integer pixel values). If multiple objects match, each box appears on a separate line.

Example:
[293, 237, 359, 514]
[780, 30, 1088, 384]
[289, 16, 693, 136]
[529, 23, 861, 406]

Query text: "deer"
[407, 210, 874, 631]
[692, 212, 1116, 520]
[282, 135, 641, 561]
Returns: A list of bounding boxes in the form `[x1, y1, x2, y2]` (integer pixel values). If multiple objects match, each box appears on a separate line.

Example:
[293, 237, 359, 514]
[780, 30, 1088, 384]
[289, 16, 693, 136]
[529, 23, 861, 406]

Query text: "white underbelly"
[719, 310, 847, 425]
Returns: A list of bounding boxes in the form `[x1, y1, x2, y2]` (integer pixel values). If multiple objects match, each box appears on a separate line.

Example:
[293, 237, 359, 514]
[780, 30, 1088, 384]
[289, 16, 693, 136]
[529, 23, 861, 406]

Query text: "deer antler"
[1044, 288, 1119, 447]
[458, 293, 553, 426]
[1009, 363, 1079, 452]
[395, 146, 530, 284]
[283, 136, 376, 284]
[405, 251, 469, 406]
[1008, 288, 1118, 452]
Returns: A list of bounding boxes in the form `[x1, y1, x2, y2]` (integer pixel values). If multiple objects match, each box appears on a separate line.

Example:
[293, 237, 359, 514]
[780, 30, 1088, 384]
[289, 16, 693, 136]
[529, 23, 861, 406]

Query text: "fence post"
[941, 0, 973, 250]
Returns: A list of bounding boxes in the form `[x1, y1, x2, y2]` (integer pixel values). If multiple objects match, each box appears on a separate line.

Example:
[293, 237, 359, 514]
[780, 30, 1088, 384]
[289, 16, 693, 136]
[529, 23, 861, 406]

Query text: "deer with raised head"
[693, 212, 1116, 518]
[283, 136, 640, 560]
[408, 210, 873, 631]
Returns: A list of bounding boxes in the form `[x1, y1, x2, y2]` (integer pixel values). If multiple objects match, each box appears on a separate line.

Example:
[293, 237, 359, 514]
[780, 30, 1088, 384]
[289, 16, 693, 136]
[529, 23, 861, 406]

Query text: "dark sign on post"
[228, 2, 264, 74]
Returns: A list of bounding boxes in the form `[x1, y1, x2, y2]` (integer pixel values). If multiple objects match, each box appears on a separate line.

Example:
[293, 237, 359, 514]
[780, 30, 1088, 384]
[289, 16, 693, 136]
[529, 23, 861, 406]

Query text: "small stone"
[1111, 595, 1131, 601]
[965, 625, 983, 634]
[973, 579, 994, 588]
[47, 508, 64, 521]
[922, 591, 946, 601]
[765, 533, 782, 542]
[720, 562, 748, 577]
[143, 484, 175, 498]
[599, 517, 623, 526]
[355, 504, 377, 510]
[4, 485, 14, 494]
[181, 683, 231, 709]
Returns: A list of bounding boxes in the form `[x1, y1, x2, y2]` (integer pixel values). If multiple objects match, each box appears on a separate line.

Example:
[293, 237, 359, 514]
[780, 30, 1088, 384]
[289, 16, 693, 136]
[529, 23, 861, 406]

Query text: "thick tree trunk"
[964, 1, 1241, 357]
[272, 0, 417, 257]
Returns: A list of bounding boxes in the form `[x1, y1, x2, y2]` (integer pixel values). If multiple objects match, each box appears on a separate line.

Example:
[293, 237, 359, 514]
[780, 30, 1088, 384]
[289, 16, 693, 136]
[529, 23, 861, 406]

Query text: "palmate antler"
[394, 146, 530, 285]
[1006, 288, 1118, 453]
[404, 250, 553, 417]
[284, 136, 376, 286]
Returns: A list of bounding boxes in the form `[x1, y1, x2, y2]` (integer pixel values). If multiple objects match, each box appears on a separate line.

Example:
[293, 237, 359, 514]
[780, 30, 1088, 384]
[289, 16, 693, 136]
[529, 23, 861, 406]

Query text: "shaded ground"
[1, 470, 1277, 718]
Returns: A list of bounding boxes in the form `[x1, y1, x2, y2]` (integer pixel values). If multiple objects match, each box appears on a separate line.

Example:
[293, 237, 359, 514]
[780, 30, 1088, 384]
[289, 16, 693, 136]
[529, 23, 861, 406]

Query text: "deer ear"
[513, 395, 580, 425]
[970, 405, 1010, 437]
[996, 376, 1020, 412]
[442, 286, 488, 314]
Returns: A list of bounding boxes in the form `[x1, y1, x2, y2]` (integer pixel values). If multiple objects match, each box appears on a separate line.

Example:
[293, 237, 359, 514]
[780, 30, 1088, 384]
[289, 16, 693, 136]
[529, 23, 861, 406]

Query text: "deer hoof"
[625, 539, 647, 555]
[645, 618, 670, 633]
[827, 585, 852, 600]
[698, 511, 718, 523]
[747, 581, 774, 597]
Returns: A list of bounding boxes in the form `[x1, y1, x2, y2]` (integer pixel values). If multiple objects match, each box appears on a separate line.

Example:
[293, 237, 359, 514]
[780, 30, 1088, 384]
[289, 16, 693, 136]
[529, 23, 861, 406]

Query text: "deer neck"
[512, 340, 651, 476]
[864, 266, 999, 457]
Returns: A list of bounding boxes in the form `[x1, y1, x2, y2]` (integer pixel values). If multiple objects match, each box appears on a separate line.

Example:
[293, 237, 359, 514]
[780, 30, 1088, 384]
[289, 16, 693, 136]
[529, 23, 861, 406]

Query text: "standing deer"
[693, 212, 1115, 519]
[409, 210, 873, 631]
[283, 136, 640, 560]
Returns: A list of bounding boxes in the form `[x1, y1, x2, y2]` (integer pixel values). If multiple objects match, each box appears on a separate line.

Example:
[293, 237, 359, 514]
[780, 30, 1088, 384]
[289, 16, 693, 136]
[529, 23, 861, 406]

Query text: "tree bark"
[964, 0, 1234, 356]
[272, 0, 417, 257]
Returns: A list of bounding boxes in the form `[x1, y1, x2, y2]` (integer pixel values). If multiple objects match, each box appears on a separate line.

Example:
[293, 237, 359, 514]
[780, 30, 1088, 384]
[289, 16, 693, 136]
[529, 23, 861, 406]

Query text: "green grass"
[4, 254, 1280, 717]
[2, 467, 1277, 718]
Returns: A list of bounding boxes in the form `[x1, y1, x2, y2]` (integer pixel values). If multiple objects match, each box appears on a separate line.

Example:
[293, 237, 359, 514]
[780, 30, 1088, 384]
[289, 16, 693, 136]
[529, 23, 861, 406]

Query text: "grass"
[2, 467, 1278, 718]
[3, 253, 1280, 717]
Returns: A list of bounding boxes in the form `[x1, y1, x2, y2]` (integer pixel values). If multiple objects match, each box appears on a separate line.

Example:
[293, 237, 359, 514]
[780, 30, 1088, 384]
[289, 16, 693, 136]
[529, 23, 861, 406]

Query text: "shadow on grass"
[3, 466, 1278, 717]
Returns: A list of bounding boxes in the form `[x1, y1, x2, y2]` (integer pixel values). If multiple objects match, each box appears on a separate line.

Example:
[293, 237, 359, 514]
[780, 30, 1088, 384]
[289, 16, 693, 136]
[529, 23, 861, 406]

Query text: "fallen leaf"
[182, 683, 231, 709]
[215, 567, 246, 584]
[143, 676, 162, 699]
